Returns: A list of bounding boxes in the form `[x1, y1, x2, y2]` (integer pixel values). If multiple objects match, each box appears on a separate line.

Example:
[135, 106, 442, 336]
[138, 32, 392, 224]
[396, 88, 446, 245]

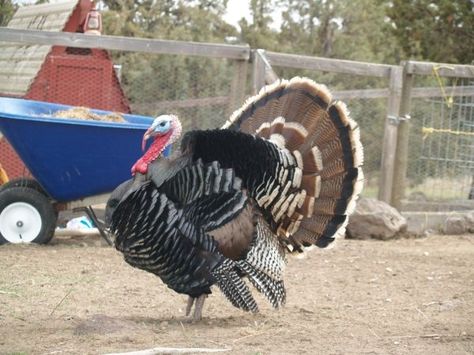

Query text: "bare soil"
[1, 234, 473, 355]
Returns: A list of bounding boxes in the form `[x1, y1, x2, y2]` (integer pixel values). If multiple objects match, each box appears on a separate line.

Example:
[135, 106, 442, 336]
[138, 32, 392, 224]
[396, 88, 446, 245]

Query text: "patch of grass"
[407, 176, 472, 201]
[361, 175, 473, 202]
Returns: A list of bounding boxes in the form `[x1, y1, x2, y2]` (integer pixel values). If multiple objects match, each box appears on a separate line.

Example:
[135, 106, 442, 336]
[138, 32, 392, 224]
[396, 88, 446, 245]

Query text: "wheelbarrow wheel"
[0, 178, 47, 195]
[0, 186, 57, 245]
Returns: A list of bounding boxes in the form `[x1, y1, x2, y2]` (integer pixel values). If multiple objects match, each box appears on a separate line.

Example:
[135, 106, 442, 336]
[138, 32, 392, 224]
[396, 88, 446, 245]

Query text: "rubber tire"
[0, 186, 57, 245]
[0, 178, 47, 195]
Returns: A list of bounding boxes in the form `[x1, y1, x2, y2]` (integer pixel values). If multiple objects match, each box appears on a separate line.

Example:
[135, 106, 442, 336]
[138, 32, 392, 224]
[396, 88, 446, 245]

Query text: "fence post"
[391, 62, 414, 210]
[379, 65, 403, 204]
[258, 50, 279, 84]
[252, 49, 267, 94]
[227, 59, 249, 117]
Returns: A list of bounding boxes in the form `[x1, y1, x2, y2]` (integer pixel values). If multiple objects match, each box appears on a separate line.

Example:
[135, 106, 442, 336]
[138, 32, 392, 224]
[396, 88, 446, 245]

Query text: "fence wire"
[110, 51, 244, 134]
[406, 77, 474, 209]
[1, 36, 474, 211]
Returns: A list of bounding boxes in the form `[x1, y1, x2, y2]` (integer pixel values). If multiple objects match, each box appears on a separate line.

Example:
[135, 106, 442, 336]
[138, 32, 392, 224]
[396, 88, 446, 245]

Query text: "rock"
[347, 198, 407, 240]
[407, 191, 428, 202]
[464, 211, 474, 233]
[443, 216, 467, 235]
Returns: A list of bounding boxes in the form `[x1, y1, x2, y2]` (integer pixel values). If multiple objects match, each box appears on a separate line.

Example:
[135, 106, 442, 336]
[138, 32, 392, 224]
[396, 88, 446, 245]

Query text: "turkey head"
[131, 114, 182, 175]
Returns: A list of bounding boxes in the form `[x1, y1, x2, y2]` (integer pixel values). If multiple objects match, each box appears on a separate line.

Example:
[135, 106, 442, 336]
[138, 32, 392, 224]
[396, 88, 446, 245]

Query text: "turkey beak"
[142, 127, 154, 151]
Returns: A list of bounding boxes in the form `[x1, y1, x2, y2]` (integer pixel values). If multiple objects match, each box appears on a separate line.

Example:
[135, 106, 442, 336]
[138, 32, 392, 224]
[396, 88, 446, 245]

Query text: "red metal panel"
[0, 137, 31, 179]
[27, 53, 130, 113]
[47, 55, 112, 109]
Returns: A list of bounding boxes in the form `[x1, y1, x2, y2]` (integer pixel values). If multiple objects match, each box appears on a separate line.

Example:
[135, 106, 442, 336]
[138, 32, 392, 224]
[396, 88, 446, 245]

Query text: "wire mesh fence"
[1, 27, 474, 212]
[343, 96, 387, 199]
[109, 51, 246, 134]
[404, 77, 474, 210]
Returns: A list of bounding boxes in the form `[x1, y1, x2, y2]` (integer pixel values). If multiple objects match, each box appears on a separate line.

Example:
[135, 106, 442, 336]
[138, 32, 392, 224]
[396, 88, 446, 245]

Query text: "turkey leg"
[185, 294, 207, 321]
[185, 296, 194, 316]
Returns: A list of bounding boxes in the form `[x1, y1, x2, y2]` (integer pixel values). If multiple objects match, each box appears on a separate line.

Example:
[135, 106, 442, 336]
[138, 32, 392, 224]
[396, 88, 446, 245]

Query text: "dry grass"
[50, 107, 126, 123]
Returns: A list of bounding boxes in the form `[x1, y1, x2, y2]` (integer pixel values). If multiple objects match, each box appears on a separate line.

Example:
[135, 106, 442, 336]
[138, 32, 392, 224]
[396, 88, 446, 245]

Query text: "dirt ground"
[1, 234, 473, 355]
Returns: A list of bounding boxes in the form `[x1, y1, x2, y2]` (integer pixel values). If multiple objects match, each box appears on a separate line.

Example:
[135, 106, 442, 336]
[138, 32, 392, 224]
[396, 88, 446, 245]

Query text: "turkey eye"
[159, 122, 167, 127]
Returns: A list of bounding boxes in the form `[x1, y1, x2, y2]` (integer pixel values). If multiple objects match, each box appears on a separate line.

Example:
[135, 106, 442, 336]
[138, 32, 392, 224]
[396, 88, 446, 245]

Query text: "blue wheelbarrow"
[0, 97, 156, 245]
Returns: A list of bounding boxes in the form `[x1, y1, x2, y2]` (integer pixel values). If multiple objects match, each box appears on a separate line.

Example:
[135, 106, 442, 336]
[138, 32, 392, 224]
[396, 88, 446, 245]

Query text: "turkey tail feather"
[224, 77, 364, 252]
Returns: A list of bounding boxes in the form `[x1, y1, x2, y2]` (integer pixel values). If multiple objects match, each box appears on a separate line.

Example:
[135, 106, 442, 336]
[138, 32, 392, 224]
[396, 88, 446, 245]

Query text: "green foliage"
[332, 0, 401, 64]
[278, 0, 345, 56]
[386, 0, 474, 64]
[240, 0, 401, 64]
[239, 0, 280, 49]
[101, 0, 235, 41]
[0, 0, 17, 26]
[98, 0, 472, 109]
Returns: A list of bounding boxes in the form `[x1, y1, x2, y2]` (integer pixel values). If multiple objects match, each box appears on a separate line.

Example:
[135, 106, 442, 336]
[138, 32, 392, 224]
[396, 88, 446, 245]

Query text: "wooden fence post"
[258, 50, 279, 84]
[391, 62, 414, 210]
[378, 65, 403, 204]
[252, 49, 267, 94]
[227, 59, 249, 117]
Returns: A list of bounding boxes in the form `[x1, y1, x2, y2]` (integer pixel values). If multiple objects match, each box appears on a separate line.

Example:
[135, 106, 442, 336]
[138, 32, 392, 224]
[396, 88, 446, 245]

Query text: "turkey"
[105, 77, 364, 320]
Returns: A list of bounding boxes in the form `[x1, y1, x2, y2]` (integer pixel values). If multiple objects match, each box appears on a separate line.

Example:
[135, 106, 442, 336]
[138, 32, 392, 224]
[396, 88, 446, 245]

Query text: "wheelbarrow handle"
[73, 206, 114, 246]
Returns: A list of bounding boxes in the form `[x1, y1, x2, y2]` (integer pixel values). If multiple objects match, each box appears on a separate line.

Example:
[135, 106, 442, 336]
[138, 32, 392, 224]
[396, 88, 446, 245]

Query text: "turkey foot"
[185, 294, 207, 321]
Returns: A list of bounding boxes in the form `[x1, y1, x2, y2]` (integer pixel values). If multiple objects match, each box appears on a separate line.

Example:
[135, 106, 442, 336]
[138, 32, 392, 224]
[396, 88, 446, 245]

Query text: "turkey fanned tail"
[217, 77, 364, 251]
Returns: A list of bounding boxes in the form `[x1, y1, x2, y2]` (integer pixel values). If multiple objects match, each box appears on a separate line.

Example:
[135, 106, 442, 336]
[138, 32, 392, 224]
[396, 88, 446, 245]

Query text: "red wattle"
[131, 131, 173, 175]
